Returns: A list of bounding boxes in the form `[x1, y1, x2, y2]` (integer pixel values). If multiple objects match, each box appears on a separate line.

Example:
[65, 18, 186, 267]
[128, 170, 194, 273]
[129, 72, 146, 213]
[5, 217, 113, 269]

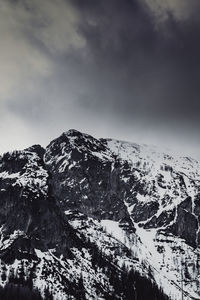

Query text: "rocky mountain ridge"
[0, 129, 200, 299]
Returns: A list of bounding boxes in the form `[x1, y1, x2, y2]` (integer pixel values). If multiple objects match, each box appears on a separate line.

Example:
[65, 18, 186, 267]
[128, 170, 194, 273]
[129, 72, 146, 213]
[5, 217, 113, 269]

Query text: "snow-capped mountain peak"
[0, 130, 200, 299]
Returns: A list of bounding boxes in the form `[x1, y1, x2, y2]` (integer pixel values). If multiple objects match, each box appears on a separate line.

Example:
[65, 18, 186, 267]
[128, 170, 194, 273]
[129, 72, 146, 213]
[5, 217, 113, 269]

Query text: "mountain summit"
[0, 130, 199, 299]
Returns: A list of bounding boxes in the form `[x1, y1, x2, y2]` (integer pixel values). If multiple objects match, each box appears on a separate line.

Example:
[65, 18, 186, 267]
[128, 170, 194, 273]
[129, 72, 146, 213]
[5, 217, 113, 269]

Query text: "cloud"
[70, 0, 200, 116]
[145, 0, 200, 22]
[0, 0, 85, 101]
[0, 0, 87, 153]
[0, 0, 200, 158]
[26, 0, 85, 54]
[0, 1, 51, 101]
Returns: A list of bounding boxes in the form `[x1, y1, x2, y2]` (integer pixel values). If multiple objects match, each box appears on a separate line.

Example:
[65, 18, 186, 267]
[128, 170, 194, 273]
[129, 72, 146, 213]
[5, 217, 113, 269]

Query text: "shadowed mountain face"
[44, 130, 131, 223]
[0, 144, 80, 260]
[0, 129, 200, 299]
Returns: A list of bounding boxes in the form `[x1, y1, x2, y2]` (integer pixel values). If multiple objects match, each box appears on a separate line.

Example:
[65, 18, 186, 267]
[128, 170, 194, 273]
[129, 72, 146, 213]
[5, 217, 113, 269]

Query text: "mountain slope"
[0, 129, 200, 299]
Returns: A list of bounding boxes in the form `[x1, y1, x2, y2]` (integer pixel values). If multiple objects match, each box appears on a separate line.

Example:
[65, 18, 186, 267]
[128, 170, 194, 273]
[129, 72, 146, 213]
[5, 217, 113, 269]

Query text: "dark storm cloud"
[68, 0, 200, 125]
[1, 0, 200, 157]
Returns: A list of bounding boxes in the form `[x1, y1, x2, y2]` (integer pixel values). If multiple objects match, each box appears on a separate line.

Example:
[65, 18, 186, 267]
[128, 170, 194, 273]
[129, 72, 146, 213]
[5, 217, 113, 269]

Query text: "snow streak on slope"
[101, 137, 200, 299]
[68, 213, 200, 300]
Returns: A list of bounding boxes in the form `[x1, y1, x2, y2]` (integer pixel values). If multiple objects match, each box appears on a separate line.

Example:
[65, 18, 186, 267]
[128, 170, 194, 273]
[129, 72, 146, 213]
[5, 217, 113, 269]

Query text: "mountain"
[0, 129, 200, 299]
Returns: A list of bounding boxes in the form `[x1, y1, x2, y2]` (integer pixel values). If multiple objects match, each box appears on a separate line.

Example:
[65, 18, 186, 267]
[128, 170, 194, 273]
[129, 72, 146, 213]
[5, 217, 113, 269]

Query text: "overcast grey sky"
[0, 0, 200, 158]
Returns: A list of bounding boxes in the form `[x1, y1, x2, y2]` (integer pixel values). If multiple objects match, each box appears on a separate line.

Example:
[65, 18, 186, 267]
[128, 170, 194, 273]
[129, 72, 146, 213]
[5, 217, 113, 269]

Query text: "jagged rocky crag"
[0, 129, 200, 299]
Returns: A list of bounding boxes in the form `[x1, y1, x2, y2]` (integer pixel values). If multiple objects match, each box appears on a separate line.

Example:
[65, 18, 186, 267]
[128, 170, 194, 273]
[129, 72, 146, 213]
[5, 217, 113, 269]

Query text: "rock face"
[0, 129, 200, 299]
[44, 130, 131, 223]
[0, 147, 79, 258]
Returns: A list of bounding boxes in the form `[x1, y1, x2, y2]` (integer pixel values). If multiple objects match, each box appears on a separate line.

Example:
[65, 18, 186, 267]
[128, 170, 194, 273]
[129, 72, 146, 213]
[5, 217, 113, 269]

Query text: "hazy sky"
[0, 0, 200, 158]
